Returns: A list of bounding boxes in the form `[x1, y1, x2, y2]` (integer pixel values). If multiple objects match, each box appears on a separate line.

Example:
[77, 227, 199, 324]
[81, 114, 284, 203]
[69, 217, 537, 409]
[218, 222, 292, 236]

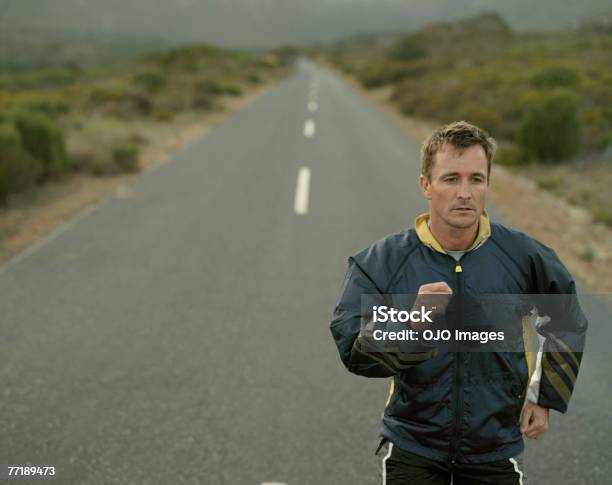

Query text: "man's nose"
[457, 179, 472, 199]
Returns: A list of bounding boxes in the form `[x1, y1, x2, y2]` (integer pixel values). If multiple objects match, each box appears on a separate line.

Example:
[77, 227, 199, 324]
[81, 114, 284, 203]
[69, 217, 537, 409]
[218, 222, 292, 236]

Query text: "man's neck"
[428, 216, 479, 251]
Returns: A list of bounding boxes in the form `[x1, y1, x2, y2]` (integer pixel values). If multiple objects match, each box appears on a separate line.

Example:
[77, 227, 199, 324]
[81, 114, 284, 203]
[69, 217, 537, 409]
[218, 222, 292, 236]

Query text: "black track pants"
[375, 439, 527, 485]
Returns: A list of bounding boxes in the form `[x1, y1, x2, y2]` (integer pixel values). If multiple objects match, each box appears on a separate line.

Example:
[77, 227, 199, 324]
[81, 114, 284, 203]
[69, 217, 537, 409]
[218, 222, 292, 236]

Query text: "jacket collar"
[414, 210, 491, 254]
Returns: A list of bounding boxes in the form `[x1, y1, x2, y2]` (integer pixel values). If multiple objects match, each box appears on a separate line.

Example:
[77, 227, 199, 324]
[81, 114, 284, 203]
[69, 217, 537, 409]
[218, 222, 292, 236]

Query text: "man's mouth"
[452, 207, 475, 212]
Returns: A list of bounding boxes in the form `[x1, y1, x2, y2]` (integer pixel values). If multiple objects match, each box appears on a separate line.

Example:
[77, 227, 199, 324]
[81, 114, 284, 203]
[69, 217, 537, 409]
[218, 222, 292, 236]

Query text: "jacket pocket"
[385, 379, 453, 451]
[461, 374, 524, 456]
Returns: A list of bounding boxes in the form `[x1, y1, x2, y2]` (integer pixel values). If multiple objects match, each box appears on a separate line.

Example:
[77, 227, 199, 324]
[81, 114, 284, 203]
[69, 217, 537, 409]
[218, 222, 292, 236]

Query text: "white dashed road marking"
[303, 119, 316, 138]
[294, 167, 311, 215]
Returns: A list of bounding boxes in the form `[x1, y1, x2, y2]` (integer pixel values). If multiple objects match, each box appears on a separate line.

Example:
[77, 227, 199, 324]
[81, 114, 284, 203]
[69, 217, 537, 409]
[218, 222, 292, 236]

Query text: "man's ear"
[419, 174, 432, 200]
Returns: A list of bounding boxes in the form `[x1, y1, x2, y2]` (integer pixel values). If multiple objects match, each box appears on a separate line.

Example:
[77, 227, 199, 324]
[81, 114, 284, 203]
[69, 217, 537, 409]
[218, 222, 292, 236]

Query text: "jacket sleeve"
[529, 241, 588, 414]
[330, 257, 436, 378]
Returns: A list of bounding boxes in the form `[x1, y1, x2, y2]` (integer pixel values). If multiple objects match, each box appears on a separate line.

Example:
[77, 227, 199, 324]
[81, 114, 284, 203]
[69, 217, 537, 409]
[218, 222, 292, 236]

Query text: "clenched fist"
[411, 282, 453, 332]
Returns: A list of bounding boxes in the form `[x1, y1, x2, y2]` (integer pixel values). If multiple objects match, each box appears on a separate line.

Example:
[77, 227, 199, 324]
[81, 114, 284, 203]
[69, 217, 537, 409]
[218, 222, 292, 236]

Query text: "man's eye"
[446, 177, 458, 183]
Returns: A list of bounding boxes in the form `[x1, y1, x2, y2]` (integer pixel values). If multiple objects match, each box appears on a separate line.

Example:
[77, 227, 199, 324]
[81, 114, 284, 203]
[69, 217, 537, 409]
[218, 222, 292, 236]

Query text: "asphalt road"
[1, 59, 610, 485]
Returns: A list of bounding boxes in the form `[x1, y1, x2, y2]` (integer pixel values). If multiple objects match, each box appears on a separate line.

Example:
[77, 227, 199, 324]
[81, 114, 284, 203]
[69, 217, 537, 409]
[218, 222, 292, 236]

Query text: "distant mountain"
[1, 0, 611, 48]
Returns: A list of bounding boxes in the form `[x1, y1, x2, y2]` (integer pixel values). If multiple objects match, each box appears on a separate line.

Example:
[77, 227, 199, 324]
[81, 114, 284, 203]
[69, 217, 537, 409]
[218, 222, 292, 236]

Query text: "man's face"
[419, 143, 488, 230]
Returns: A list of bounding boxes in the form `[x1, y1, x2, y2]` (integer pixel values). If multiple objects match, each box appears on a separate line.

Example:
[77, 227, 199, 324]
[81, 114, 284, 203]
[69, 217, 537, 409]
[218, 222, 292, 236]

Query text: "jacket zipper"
[450, 257, 464, 465]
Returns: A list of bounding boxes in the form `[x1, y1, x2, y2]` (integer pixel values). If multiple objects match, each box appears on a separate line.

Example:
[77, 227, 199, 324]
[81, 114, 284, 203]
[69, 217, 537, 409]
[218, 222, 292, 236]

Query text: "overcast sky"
[2, 0, 611, 47]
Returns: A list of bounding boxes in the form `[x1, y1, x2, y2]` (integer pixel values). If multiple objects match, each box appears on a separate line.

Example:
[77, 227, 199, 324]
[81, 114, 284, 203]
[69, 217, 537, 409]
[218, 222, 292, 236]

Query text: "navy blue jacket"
[330, 212, 587, 464]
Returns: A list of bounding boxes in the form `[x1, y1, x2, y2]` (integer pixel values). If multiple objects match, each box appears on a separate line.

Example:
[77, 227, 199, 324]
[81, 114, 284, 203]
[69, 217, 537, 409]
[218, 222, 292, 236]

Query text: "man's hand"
[411, 282, 453, 332]
[417, 281, 453, 296]
[520, 401, 550, 439]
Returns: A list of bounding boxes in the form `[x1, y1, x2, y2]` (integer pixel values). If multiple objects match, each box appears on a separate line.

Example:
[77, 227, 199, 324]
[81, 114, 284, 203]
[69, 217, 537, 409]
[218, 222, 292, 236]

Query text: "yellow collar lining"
[414, 210, 491, 254]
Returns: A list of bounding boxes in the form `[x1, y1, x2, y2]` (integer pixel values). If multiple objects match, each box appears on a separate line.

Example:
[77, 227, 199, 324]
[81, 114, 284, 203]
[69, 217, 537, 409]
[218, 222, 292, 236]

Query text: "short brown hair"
[420, 121, 497, 182]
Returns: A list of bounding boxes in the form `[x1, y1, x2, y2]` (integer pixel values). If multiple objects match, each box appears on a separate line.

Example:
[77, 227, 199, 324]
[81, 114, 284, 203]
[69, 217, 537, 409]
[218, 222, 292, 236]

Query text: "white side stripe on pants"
[509, 457, 524, 485]
[382, 442, 393, 485]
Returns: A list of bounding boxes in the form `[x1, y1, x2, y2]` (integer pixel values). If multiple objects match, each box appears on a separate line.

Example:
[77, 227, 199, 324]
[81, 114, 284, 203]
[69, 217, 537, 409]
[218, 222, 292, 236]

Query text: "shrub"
[191, 79, 234, 110]
[530, 65, 581, 90]
[567, 189, 593, 206]
[87, 87, 153, 118]
[194, 79, 225, 96]
[388, 34, 427, 61]
[517, 89, 582, 163]
[68, 147, 100, 174]
[19, 95, 70, 118]
[0, 93, 69, 119]
[112, 142, 140, 173]
[152, 109, 174, 122]
[191, 92, 217, 111]
[88, 87, 123, 106]
[132, 70, 166, 92]
[495, 143, 529, 166]
[535, 176, 562, 191]
[158, 95, 188, 114]
[578, 245, 595, 262]
[594, 210, 612, 227]
[156, 44, 221, 72]
[453, 107, 502, 134]
[245, 73, 262, 84]
[12, 110, 68, 177]
[358, 61, 427, 89]
[222, 84, 242, 96]
[36, 65, 83, 88]
[0, 123, 40, 202]
[254, 57, 277, 69]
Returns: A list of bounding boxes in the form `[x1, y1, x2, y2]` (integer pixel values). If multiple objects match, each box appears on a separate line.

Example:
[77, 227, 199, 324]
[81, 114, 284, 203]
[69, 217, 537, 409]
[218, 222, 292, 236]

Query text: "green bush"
[156, 44, 221, 72]
[594, 209, 612, 227]
[132, 70, 166, 92]
[358, 61, 427, 89]
[245, 73, 262, 84]
[453, 107, 502, 134]
[191, 91, 217, 111]
[194, 79, 225, 96]
[191, 79, 236, 109]
[254, 57, 277, 69]
[19, 95, 70, 118]
[12, 110, 68, 177]
[517, 89, 582, 163]
[535, 176, 562, 191]
[152, 109, 174, 122]
[87, 87, 153, 118]
[112, 142, 140, 173]
[0, 66, 83, 91]
[578, 245, 595, 262]
[388, 35, 427, 61]
[222, 84, 242, 96]
[0, 123, 40, 202]
[530, 65, 581, 90]
[494, 143, 529, 166]
[88, 87, 124, 106]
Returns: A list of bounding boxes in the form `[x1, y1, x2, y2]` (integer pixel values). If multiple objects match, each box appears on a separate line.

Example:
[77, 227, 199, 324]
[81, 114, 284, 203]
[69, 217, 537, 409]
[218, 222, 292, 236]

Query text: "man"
[330, 121, 587, 484]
